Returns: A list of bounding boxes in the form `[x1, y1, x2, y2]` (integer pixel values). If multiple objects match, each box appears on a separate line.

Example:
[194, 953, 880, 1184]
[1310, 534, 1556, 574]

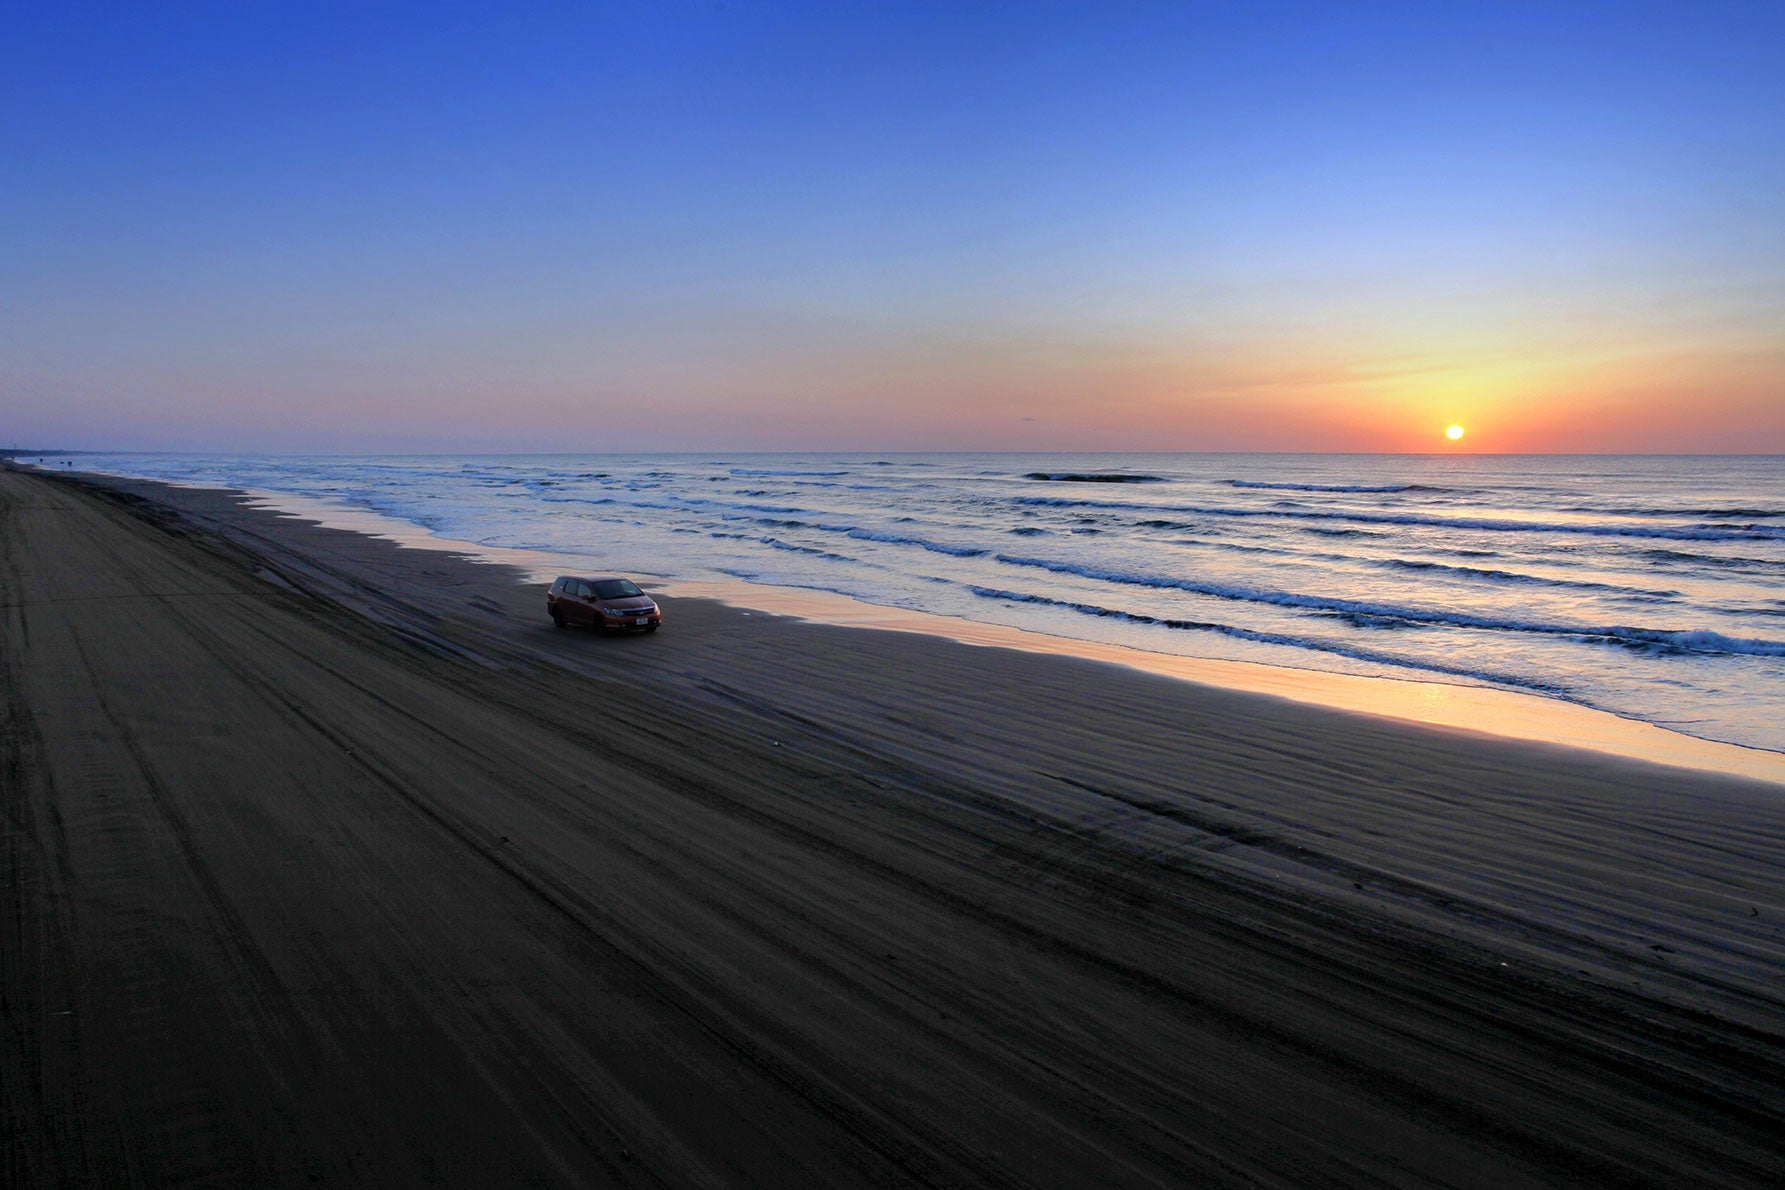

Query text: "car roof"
[559, 574, 630, 584]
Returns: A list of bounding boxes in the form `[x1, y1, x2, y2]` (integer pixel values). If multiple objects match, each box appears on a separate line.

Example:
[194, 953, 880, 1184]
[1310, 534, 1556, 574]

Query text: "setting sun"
[1445, 425, 1466, 441]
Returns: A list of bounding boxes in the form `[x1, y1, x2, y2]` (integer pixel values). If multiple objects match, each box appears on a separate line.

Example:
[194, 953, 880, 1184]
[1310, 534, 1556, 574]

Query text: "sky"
[4, 1, 1782, 453]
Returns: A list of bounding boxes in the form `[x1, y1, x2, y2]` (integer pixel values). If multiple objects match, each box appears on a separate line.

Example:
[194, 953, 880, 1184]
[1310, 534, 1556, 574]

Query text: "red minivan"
[547, 575, 662, 633]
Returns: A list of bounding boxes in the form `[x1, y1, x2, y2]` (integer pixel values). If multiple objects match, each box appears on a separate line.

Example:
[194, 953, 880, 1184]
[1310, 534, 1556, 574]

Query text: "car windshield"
[592, 579, 642, 599]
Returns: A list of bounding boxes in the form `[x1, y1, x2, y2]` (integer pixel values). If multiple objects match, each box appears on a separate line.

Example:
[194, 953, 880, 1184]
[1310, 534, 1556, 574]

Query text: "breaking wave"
[1227, 479, 1445, 493]
[1372, 557, 1674, 596]
[967, 586, 1561, 691]
[1013, 497, 1785, 543]
[989, 553, 1785, 657]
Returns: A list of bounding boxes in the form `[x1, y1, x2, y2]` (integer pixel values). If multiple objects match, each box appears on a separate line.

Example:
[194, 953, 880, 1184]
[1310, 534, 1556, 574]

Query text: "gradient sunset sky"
[5, 1, 1782, 453]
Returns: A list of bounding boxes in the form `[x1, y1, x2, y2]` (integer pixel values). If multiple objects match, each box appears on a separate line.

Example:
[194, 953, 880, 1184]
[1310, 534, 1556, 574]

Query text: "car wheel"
[550, 607, 565, 628]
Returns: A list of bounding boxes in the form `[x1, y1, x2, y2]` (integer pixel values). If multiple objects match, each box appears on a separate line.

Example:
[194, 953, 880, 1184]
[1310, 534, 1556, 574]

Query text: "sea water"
[50, 452, 1785, 755]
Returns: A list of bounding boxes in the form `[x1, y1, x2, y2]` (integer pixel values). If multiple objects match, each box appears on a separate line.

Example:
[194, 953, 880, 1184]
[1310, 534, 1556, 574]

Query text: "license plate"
[635, 617, 649, 625]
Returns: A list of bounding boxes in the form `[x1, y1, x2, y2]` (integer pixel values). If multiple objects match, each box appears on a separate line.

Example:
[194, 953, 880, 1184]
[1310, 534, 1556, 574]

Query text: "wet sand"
[218, 483, 1785, 786]
[4, 465, 1783, 1187]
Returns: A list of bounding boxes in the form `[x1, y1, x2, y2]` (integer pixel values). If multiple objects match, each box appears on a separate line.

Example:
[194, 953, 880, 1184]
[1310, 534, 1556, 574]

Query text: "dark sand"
[4, 465, 1782, 1187]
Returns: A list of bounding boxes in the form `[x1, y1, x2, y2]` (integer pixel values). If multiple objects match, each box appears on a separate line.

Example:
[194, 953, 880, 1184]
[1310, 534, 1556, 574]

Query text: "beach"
[49, 450, 1785, 759]
[4, 463, 1783, 1185]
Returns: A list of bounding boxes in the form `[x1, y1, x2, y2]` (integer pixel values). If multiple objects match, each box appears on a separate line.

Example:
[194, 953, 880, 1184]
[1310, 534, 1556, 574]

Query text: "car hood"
[601, 596, 656, 611]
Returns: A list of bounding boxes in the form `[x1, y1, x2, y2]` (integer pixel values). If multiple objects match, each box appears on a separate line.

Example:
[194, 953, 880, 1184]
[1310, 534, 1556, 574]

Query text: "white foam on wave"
[1227, 479, 1436, 493]
[845, 530, 988, 557]
[989, 552, 1785, 658]
[1015, 496, 1785, 542]
[966, 585, 1563, 691]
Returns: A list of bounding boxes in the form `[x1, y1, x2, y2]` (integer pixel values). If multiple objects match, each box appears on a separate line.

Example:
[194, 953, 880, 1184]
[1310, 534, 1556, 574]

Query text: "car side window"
[574, 581, 593, 598]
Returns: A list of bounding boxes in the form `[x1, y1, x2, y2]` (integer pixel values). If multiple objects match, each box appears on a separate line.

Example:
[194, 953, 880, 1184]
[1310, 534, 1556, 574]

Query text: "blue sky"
[5, 1, 1782, 451]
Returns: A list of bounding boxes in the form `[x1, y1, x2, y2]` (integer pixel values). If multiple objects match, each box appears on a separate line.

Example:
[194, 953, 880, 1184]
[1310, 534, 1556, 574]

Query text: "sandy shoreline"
[168, 478, 1785, 787]
[5, 465, 1783, 1186]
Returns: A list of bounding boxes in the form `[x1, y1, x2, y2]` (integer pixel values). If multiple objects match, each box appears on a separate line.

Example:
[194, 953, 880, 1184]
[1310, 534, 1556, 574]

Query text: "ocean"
[48, 451, 1785, 755]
